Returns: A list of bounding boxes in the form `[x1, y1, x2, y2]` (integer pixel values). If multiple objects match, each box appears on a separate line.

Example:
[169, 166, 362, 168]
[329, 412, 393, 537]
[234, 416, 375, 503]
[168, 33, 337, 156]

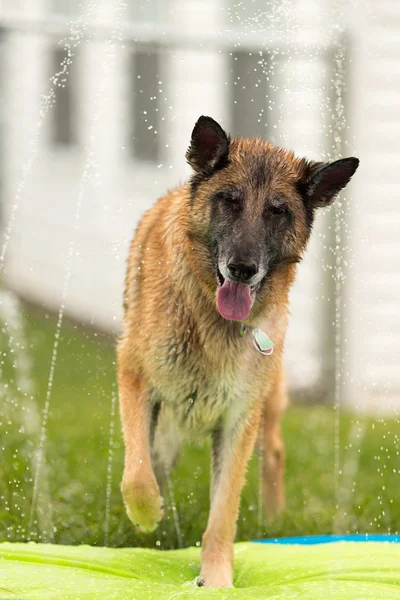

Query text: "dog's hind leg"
[261, 365, 287, 518]
[151, 407, 181, 493]
[199, 401, 262, 588]
[118, 348, 163, 533]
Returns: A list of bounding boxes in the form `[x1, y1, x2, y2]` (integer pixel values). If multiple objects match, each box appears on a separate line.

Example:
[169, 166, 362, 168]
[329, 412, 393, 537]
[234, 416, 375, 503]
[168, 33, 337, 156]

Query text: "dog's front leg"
[200, 402, 262, 588]
[118, 356, 163, 533]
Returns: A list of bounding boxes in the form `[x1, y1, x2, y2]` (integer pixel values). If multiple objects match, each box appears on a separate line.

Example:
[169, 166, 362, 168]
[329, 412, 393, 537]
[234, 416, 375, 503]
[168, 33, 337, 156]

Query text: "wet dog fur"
[117, 116, 359, 588]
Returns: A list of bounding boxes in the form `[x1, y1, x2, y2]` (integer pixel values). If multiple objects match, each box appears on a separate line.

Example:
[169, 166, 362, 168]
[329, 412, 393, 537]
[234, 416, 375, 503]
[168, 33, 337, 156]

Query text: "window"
[130, 46, 161, 163]
[230, 50, 270, 139]
[127, 0, 169, 24]
[50, 0, 80, 16]
[226, 0, 273, 27]
[51, 47, 77, 147]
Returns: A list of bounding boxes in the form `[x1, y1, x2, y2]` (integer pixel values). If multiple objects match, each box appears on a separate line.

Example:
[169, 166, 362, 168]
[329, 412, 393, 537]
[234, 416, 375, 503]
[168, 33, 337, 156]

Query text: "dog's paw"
[121, 476, 163, 533]
[198, 566, 233, 588]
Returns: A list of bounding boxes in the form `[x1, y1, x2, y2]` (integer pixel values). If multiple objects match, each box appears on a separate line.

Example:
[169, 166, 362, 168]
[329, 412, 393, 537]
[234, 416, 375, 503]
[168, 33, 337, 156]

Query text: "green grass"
[1, 302, 400, 550]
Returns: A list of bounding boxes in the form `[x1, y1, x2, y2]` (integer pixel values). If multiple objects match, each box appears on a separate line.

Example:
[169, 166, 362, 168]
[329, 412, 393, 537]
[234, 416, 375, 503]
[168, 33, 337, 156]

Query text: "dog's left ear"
[186, 116, 230, 175]
[299, 157, 359, 208]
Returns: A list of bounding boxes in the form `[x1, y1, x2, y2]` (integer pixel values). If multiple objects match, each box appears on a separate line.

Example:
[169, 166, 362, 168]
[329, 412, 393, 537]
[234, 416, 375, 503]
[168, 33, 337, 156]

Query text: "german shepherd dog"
[117, 116, 359, 588]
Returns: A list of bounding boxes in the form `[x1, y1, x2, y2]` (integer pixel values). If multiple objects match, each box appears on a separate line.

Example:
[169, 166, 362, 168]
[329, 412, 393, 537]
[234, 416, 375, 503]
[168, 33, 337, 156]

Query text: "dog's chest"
[165, 374, 242, 433]
[152, 333, 260, 434]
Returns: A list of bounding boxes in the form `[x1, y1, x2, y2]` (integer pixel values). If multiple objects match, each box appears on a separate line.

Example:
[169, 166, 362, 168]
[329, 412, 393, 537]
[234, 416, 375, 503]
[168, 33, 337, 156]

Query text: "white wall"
[343, 0, 400, 413]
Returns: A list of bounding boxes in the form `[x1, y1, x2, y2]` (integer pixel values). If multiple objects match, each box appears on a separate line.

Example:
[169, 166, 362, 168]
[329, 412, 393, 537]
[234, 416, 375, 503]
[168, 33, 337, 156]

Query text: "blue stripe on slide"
[253, 534, 400, 545]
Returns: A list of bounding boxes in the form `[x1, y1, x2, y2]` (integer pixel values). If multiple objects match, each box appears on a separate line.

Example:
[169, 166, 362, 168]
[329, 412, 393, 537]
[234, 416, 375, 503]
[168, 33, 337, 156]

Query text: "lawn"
[1, 299, 399, 550]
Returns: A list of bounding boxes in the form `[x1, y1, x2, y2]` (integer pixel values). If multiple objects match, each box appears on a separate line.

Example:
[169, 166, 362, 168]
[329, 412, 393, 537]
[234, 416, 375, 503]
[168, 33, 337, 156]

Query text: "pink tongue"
[217, 280, 253, 321]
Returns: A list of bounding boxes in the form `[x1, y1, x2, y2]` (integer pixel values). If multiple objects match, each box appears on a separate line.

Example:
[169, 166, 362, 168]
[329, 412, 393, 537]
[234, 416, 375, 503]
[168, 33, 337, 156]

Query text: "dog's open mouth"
[216, 268, 258, 321]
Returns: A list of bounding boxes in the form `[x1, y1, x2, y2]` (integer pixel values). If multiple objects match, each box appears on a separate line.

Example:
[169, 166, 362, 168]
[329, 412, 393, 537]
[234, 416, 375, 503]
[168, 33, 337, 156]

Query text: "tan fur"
[117, 133, 350, 588]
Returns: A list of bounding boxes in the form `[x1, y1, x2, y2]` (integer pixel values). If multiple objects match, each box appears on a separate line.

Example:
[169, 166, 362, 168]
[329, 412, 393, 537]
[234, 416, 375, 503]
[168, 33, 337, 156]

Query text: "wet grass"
[1, 301, 400, 549]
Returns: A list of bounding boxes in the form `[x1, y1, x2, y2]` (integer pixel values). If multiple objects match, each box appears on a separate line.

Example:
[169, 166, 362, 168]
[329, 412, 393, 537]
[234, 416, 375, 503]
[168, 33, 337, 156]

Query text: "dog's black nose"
[227, 262, 258, 282]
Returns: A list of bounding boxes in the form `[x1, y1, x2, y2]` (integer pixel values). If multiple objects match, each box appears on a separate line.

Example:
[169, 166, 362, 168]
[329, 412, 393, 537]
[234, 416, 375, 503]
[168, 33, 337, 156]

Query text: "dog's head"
[185, 116, 359, 322]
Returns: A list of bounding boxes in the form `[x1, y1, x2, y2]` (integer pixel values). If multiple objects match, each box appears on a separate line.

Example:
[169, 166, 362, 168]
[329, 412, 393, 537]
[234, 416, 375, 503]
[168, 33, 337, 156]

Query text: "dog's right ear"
[186, 116, 230, 175]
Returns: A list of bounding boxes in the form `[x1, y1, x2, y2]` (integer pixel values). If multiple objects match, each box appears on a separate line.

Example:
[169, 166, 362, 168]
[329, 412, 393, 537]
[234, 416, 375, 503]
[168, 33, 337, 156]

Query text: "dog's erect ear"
[186, 116, 230, 174]
[299, 157, 359, 208]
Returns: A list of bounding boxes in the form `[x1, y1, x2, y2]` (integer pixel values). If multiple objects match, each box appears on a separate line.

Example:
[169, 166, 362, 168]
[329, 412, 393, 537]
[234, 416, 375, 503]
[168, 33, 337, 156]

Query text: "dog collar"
[240, 325, 274, 356]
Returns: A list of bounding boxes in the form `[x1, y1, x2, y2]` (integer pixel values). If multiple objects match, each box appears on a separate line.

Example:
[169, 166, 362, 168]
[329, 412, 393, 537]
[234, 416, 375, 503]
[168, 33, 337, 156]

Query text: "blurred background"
[0, 0, 399, 549]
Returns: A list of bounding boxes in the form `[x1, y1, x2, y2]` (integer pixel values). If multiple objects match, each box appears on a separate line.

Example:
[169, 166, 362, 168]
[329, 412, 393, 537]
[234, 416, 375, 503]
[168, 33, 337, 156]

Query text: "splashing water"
[328, 0, 370, 555]
[1, 0, 385, 554]
[333, 419, 367, 532]
[2, 4, 98, 535]
[0, 0, 188, 550]
[103, 390, 117, 547]
[0, 290, 53, 541]
[332, 37, 346, 527]
[330, 10, 364, 531]
[165, 466, 183, 549]
[0, 1, 97, 278]
[29, 0, 128, 536]
[257, 410, 264, 539]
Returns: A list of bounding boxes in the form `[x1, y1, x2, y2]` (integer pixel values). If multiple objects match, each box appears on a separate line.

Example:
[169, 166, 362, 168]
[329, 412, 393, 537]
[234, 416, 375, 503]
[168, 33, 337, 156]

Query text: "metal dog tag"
[251, 328, 274, 356]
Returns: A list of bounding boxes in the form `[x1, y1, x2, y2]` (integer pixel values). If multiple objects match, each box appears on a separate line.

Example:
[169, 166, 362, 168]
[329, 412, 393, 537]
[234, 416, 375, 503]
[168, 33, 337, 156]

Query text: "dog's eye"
[214, 192, 243, 211]
[224, 196, 242, 209]
[268, 204, 288, 217]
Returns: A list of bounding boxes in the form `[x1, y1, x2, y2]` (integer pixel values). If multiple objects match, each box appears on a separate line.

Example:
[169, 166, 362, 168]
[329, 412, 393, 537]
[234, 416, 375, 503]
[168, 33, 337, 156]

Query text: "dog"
[117, 116, 359, 588]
